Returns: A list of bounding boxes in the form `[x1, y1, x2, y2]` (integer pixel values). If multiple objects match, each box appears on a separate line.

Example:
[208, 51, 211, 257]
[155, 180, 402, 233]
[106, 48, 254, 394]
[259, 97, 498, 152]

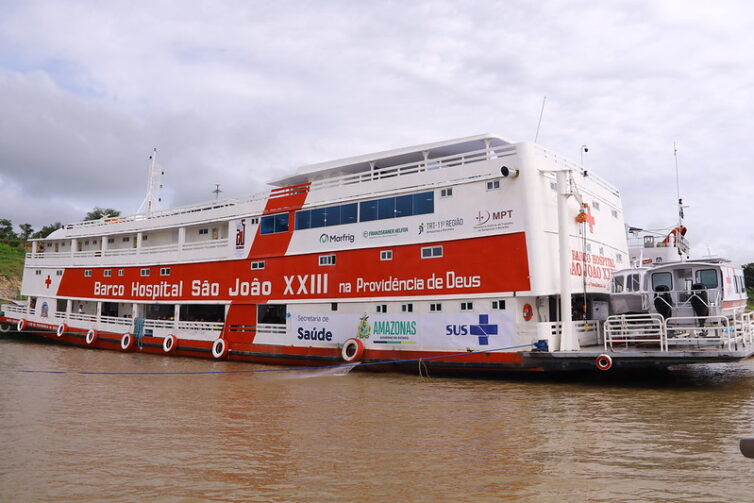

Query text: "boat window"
[378, 197, 395, 219]
[260, 212, 289, 234]
[395, 195, 413, 217]
[628, 274, 640, 292]
[359, 200, 378, 222]
[612, 276, 624, 293]
[180, 304, 225, 322]
[694, 269, 718, 289]
[651, 272, 673, 291]
[298, 192, 433, 230]
[258, 304, 286, 324]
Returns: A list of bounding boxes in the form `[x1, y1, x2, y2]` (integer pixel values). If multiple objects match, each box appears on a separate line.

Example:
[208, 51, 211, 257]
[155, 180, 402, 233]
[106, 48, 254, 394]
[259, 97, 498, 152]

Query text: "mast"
[138, 148, 164, 216]
[674, 142, 683, 228]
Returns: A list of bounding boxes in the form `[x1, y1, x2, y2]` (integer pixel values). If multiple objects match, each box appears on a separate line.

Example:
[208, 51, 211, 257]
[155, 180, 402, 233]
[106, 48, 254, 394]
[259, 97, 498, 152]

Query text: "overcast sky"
[1, 0, 752, 264]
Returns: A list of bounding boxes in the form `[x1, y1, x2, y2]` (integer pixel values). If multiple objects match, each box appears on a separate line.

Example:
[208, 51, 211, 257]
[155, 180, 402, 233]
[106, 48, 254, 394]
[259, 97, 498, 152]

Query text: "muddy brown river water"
[2, 337, 754, 502]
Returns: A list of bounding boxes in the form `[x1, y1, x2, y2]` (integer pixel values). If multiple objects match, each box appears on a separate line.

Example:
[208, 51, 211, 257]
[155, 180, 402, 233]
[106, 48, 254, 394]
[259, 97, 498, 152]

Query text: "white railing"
[56, 143, 517, 235]
[665, 316, 738, 351]
[181, 239, 229, 251]
[138, 244, 180, 255]
[99, 315, 133, 327]
[256, 323, 287, 335]
[176, 321, 223, 332]
[603, 313, 752, 352]
[1, 304, 29, 315]
[604, 313, 667, 351]
[67, 313, 98, 323]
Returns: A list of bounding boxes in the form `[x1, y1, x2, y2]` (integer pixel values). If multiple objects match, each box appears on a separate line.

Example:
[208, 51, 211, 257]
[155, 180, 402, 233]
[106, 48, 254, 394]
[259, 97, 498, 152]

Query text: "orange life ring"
[211, 338, 228, 359]
[596, 354, 613, 371]
[341, 338, 365, 363]
[522, 304, 534, 321]
[56, 323, 68, 337]
[120, 333, 134, 351]
[163, 334, 178, 353]
[86, 329, 98, 345]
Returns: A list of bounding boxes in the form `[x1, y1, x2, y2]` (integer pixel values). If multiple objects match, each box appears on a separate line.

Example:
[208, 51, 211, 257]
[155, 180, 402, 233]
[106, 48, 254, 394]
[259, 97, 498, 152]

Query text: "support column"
[71, 238, 78, 257]
[556, 170, 578, 351]
[136, 232, 143, 254]
[96, 302, 102, 324]
[174, 304, 180, 329]
[66, 299, 72, 321]
[178, 227, 186, 257]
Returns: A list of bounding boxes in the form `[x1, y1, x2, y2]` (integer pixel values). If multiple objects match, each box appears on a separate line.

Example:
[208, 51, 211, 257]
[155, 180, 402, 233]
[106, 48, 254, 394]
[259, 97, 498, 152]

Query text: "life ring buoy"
[341, 338, 365, 363]
[0, 323, 10, 333]
[596, 354, 613, 371]
[56, 323, 68, 337]
[120, 333, 134, 351]
[17, 319, 26, 331]
[211, 338, 228, 359]
[163, 334, 178, 353]
[86, 329, 98, 345]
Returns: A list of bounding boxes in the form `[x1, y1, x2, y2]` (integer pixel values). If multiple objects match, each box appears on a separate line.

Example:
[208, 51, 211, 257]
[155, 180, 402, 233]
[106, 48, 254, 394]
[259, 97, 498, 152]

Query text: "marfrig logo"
[320, 233, 355, 244]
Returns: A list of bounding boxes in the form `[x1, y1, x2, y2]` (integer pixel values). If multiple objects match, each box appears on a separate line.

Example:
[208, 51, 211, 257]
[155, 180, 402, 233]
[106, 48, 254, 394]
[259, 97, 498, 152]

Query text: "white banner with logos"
[280, 311, 515, 351]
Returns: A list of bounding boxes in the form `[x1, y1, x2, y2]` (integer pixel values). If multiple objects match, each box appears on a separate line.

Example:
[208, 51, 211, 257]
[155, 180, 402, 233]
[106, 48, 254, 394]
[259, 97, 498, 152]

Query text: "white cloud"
[0, 0, 753, 264]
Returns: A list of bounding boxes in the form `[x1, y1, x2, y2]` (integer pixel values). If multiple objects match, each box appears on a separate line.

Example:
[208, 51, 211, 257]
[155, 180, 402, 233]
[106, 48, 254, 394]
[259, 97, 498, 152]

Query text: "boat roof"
[614, 258, 735, 276]
[268, 133, 513, 187]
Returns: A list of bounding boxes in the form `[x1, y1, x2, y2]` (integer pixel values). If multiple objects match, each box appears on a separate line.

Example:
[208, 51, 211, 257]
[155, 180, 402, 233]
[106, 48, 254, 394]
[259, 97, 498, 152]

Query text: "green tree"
[19, 223, 33, 240]
[0, 219, 17, 240]
[744, 263, 754, 289]
[31, 222, 62, 239]
[85, 207, 120, 221]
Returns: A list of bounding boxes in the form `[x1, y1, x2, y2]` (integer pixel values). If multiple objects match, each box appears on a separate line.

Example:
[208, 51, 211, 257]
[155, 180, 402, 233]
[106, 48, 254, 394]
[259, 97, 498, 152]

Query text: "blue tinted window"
[327, 206, 341, 226]
[311, 208, 327, 228]
[413, 192, 434, 215]
[261, 215, 275, 234]
[395, 195, 412, 218]
[378, 198, 395, 220]
[274, 213, 289, 233]
[295, 210, 310, 230]
[341, 203, 358, 224]
[360, 200, 378, 221]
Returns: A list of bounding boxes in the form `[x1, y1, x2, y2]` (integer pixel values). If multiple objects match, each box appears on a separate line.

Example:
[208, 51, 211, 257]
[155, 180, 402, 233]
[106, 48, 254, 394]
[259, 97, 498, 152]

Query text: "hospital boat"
[2, 134, 752, 372]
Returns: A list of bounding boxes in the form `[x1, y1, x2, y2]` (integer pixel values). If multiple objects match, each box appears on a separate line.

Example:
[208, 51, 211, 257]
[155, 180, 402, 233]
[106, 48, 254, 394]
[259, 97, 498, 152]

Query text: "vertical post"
[66, 299, 72, 321]
[136, 232, 143, 254]
[174, 304, 180, 329]
[177, 227, 186, 257]
[96, 301, 102, 325]
[556, 170, 577, 351]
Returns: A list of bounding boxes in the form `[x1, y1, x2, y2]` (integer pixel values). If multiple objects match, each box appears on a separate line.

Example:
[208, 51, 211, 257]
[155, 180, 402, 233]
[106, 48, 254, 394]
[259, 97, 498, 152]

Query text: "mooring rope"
[0, 343, 536, 375]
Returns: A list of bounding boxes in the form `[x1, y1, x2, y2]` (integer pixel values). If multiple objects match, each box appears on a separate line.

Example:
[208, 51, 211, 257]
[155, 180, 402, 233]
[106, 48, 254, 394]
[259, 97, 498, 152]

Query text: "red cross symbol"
[44, 275, 52, 288]
[583, 204, 595, 233]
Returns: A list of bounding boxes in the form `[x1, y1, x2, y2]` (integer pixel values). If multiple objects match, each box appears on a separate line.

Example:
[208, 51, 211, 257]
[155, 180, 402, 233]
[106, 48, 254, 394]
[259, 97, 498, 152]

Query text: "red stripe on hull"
[7, 319, 542, 373]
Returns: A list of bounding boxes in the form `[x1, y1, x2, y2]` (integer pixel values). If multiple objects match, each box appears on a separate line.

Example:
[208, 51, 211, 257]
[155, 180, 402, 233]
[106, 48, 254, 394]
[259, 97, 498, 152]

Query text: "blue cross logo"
[470, 314, 498, 345]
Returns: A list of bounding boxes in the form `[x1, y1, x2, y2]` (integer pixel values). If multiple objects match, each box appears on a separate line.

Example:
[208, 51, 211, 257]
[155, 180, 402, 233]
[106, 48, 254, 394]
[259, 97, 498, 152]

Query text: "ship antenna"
[534, 95, 547, 143]
[138, 148, 164, 217]
[213, 184, 223, 201]
[674, 142, 683, 227]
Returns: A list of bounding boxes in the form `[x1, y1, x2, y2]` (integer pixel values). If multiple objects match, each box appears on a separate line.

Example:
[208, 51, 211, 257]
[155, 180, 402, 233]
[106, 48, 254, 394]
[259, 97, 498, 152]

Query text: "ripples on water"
[2, 337, 754, 502]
